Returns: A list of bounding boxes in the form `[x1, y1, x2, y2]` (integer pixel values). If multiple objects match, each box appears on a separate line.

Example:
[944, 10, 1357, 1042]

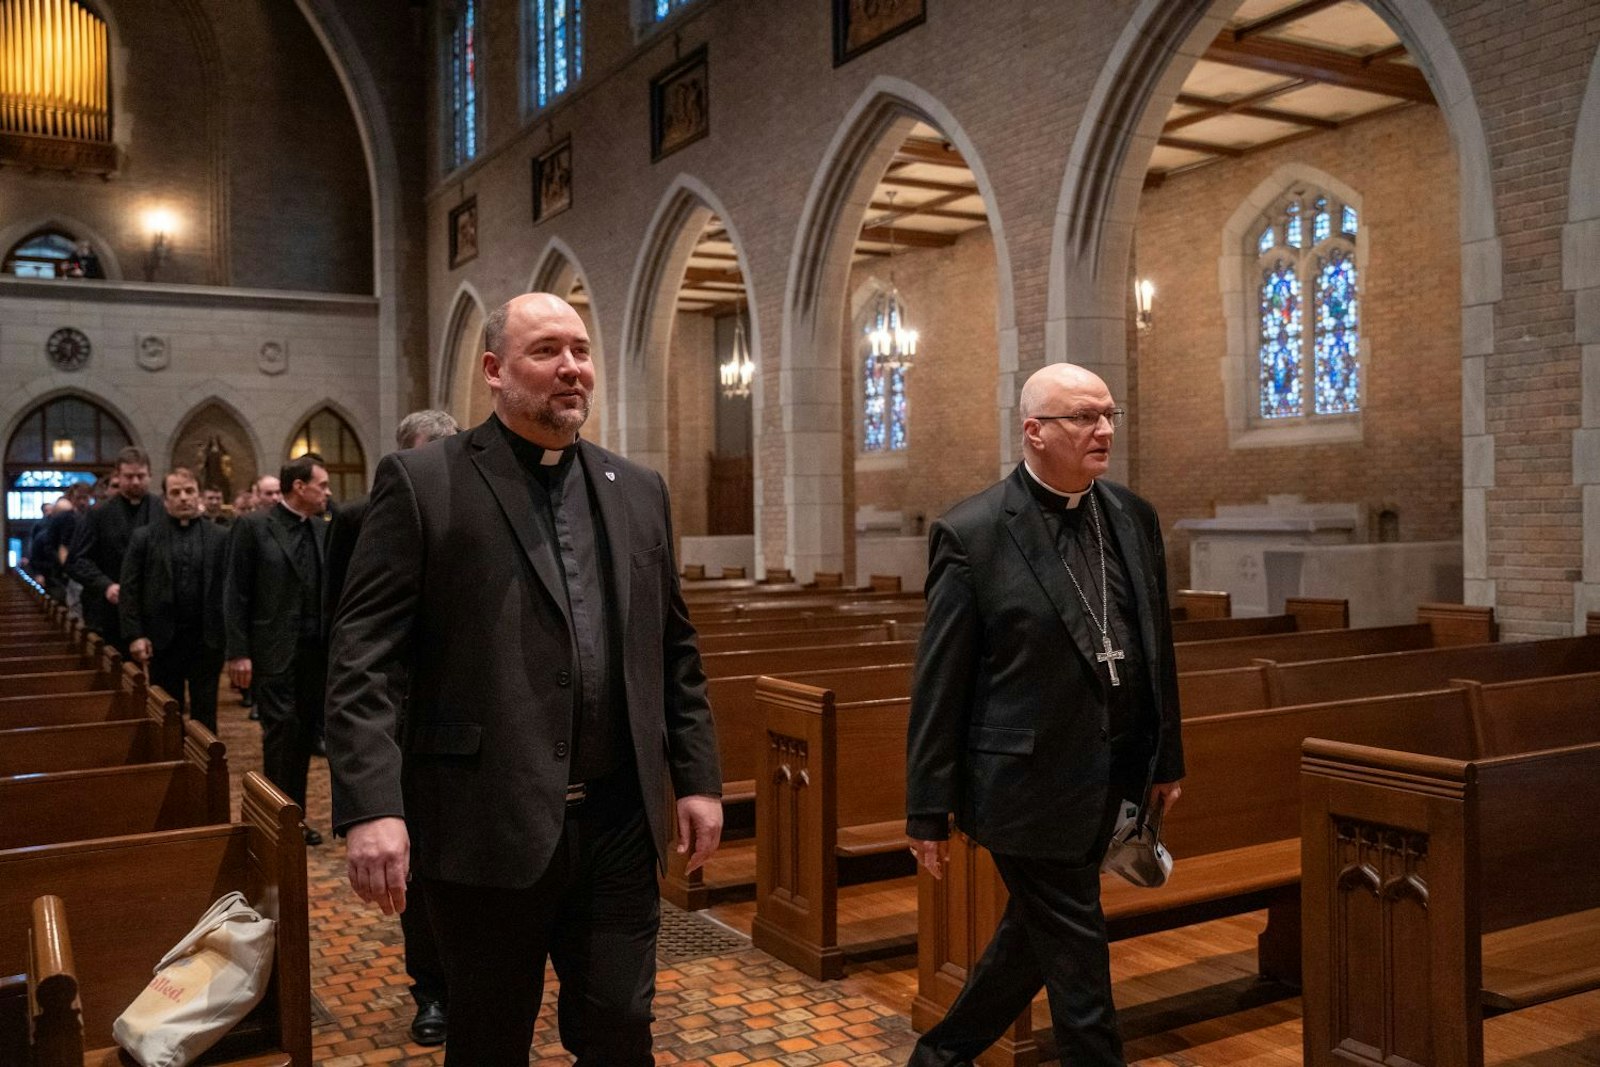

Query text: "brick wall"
[1134, 104, 1463, 587]
[850, 228, 1001, 530]
[666, 311, 716, 538]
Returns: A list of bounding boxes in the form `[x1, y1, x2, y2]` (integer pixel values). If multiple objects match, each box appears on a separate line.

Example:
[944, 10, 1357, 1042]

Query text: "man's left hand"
[1149, 779, 1183, 814]
[675, 794, 723, 874]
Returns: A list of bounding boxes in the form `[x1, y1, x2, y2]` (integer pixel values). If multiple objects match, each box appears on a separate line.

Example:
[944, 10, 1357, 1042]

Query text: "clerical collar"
[277, 500, 313, 523]
[1023, 461, 1093, 509]
[495, 414, 578, 474]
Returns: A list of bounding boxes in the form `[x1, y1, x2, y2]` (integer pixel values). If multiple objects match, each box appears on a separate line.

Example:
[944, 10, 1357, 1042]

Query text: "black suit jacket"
[905, 467, 1185, 861]
[325, 419, 722, 888]
[322, 495, 368, 634]
[119, 518, 229, 651]
[67, 495, 154, 636]
[223, 506, 327, 675]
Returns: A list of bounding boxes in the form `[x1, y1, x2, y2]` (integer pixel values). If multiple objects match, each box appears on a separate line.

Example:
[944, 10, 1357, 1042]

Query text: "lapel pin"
[605, 471, 616, 482]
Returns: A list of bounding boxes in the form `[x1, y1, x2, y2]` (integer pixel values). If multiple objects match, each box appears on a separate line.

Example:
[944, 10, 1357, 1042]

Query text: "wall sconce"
[1134, 278, 1155, 331]
[51, 438, 75, 463]
[143, 208, 176, 280]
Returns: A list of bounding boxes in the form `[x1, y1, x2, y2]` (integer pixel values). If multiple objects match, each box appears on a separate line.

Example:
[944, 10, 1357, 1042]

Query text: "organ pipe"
[0, 0, 109, 141]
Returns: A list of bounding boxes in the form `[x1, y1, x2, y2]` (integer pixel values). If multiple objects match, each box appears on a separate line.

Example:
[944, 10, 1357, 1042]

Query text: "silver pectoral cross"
[1097, 634, 1125, 687]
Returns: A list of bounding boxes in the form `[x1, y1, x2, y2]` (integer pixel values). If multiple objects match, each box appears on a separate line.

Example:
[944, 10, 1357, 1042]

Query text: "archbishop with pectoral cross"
[904, 363, 1186, 1067]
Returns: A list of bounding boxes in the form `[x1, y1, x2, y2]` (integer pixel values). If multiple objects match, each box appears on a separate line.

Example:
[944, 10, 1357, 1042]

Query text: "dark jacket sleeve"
[222, 518, 256, 661]
[905, 519, 980, 841]
[66, 506, 112, 597]
[656, 472, 723, 799]
[324, 455, 423, 832]
[119, 526, 152, 644]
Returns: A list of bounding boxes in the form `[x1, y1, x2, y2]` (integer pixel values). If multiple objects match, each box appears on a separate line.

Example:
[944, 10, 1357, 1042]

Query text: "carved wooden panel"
[767, 734, 809, 907]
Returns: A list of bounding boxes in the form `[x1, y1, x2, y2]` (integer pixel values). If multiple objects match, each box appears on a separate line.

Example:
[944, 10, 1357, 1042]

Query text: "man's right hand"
[129, 637, 153, 665]
[346, 816, 410, 915]
[104, 582, 120, 605]
[909, 837, 949, 880]
[227, 657, 252, 689]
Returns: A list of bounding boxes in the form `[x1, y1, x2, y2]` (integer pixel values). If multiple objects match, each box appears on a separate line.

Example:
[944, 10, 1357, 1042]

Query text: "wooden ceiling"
[1148, 0, 1434, 186]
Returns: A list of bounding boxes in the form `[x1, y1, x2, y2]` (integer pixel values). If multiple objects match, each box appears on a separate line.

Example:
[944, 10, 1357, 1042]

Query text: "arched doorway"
[170, 401, 260, 503]
[439, 286, 490, 429]
[4, 394, 131, 568]
[287, 406, 367, 504]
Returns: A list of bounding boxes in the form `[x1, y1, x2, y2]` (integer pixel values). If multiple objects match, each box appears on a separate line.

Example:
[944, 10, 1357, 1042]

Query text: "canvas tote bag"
[112, 891, 276, 1067]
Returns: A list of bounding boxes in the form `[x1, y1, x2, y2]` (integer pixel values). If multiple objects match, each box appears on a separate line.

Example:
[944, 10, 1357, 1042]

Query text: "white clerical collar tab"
[540, 448, 565, 466]
[1023, 462, 1093, 509]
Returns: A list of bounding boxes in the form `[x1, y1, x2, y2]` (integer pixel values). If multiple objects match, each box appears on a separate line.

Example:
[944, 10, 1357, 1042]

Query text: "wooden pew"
[0, 689, 183, 777]
[1174, 589, 1230, 620]
[0, 721, 229, 851]
[1301, 737, 1600, 1067]
[661, 663, 914, 910]
[750, 675, 915, 977]
[0, 664, 166, 730]
[1170, 596, 1348, 643]
[694, 607, 924, 638]
[0, 772, 311, 1066]
[699, 640, 917, 681]
[1173, 604, 1495, 675]
[696, 620, 911, 655]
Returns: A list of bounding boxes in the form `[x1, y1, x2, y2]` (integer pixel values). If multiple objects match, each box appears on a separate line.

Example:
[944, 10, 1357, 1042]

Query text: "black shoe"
[248, 708, 260, 721]
[240, 690, 253, 708]
[410, 1000, 447, 1046]
[302, 826, 323, 846]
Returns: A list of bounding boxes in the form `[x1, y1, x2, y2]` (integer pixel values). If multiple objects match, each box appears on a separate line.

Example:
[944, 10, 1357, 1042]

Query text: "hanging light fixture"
[1134, 278, 1156, 331]
[719, 295, 754, 399]
[868, 191, 919, 372]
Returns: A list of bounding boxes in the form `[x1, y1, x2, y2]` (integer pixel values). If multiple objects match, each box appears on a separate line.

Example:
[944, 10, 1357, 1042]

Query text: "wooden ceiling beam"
[1363, 42, 1408, 66]
[858, 225, 957, 248]
[1231, 0, 1345, 40]
[870, 200, 988, 223]
[682, 265, 744, 285]
[1167, 91, 1341, 132]
[1158, 135, 1246, 158]
[878, 174, 978, 196]
[1204, 32, 1434, 103]
[1149, 99, 1414, 187]
[892, 137, 967, 168]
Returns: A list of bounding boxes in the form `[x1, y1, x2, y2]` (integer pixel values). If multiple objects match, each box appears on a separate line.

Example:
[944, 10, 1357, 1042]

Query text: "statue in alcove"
[197, 435, 234, 500]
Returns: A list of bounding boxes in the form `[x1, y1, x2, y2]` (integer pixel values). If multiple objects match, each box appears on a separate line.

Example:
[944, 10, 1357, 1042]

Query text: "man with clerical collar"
[224, 452, 332, 845]
[119, 468, 229, 733]
[905, 362, 1185, 1067]
[67, 445, 155, 646]
[327, 292, 722, 1066]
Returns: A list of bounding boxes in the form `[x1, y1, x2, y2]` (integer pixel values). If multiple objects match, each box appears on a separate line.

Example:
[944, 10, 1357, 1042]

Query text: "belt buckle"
[565, 782, 587, 807]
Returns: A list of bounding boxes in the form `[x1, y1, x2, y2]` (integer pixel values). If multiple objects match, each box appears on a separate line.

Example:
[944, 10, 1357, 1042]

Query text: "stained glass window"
[530, 0, 583, 110]
[861, 302, 909, 454]
[447, 0, 481, 170]
[1252, 187, 1360, 421]
[654, 0, 694, 21]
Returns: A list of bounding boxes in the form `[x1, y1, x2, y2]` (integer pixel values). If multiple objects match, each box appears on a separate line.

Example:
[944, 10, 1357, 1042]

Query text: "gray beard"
[503, 384, 590, 438]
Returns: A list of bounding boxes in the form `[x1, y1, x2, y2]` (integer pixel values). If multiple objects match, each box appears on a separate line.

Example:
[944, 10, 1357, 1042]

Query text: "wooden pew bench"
[1173, 604, 1494, 675]
[0, 773, 311, 1066]
[699, 640, 917, 680]
[694, 607, 924, 638]
[1174, 589, 1230, 620]
[0, 721, 229, 851]
[0, 690, 182, 777]
[751, 674, 914, 978]
[1302, 736, 1600, 1067]
[0, 665, 165, 731]
[696, 620, 913, 656]
[1169, 596, 1348, 643]
[661, 662, 914, 910]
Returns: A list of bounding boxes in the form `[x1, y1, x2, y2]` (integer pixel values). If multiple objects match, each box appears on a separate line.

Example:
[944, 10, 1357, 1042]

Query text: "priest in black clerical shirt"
[120, 467, 229, 733]
[905, 363, 1185, 1067]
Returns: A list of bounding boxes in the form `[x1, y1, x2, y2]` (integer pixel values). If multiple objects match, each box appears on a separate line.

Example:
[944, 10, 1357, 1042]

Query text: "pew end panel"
[1416, 603, 1497, 646]
[27, 894, 85, 1067]
[751, 678, 841, 978]
[1284, 597, 1350, 631]
[1175, 590, 1231, 619]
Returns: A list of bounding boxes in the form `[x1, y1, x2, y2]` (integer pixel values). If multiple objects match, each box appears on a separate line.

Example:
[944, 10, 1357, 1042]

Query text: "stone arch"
[530, 238, 609, 448]
[780, 76, 1016, 578]
[618, 174, 762, 479]
[0, 214, 125, 280]
[1568, 41, 1600, 627]
[281, 399, 371, 501]
[435, 282, 490, 428]
[292, 0, 407, 434]
[1047, 0, 1501, 606]
[0, 380, 148, 461]
[2, 388, 139, 463]
[166, 397, 263, 501]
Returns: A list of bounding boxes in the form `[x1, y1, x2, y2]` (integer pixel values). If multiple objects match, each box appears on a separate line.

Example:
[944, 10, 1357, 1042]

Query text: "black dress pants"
[147, 626, 223, 734]
[254, 639, 325, 811]
[910, 748, 1148, 1067]
[420, 780, 660, 1067]
[399, 877, 447, 1006]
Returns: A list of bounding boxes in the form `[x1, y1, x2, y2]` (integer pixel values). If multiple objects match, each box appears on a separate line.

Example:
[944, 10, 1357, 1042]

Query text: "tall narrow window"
[861, 300, 909, 455]
[446, 0, 481, 170]
[530, 0, 583, 109]
[1253, 188, 1361, 420]
[653, 0, 694, 22]
[289, 408, 367, 504]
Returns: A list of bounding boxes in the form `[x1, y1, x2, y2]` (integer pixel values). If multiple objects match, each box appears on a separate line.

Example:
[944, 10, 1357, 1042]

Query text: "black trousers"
[147, 626, 223, 734]
[399, 877, 447, 1006]
[420, 781, 660, 1067]
[254, 639, 325, 812]
[910, 749, 1147, 1067]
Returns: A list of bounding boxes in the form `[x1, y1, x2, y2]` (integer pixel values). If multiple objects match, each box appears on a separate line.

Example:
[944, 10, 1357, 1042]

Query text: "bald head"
[483, 292, 595, 449]
[1018, 362, 1118, 492]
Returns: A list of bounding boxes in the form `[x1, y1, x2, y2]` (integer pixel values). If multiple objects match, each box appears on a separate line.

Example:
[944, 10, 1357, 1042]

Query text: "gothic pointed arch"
[436, 282, 490, 428]
[284, 402, 368, 503]
[3, 390, 136, 563]
[779, 77, 1014, 578]
[168, 398, 262, 500]
[1568, 41, 1600, 625]
[530, 238, 609, 448]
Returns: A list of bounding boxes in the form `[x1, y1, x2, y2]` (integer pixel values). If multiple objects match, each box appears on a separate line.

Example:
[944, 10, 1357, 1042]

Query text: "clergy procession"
[3, 0, 1600, 1064]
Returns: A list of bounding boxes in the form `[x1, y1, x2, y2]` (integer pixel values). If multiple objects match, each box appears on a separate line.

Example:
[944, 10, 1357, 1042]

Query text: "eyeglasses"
[1032, 408, 1126, 429]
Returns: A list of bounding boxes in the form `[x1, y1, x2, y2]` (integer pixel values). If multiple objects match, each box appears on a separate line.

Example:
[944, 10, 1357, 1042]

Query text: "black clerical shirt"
[1024, 471, 1154, 746]
[272, 503, 323, 642]
[168, 516, 203, 625]
[498, 418, 630, 784]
